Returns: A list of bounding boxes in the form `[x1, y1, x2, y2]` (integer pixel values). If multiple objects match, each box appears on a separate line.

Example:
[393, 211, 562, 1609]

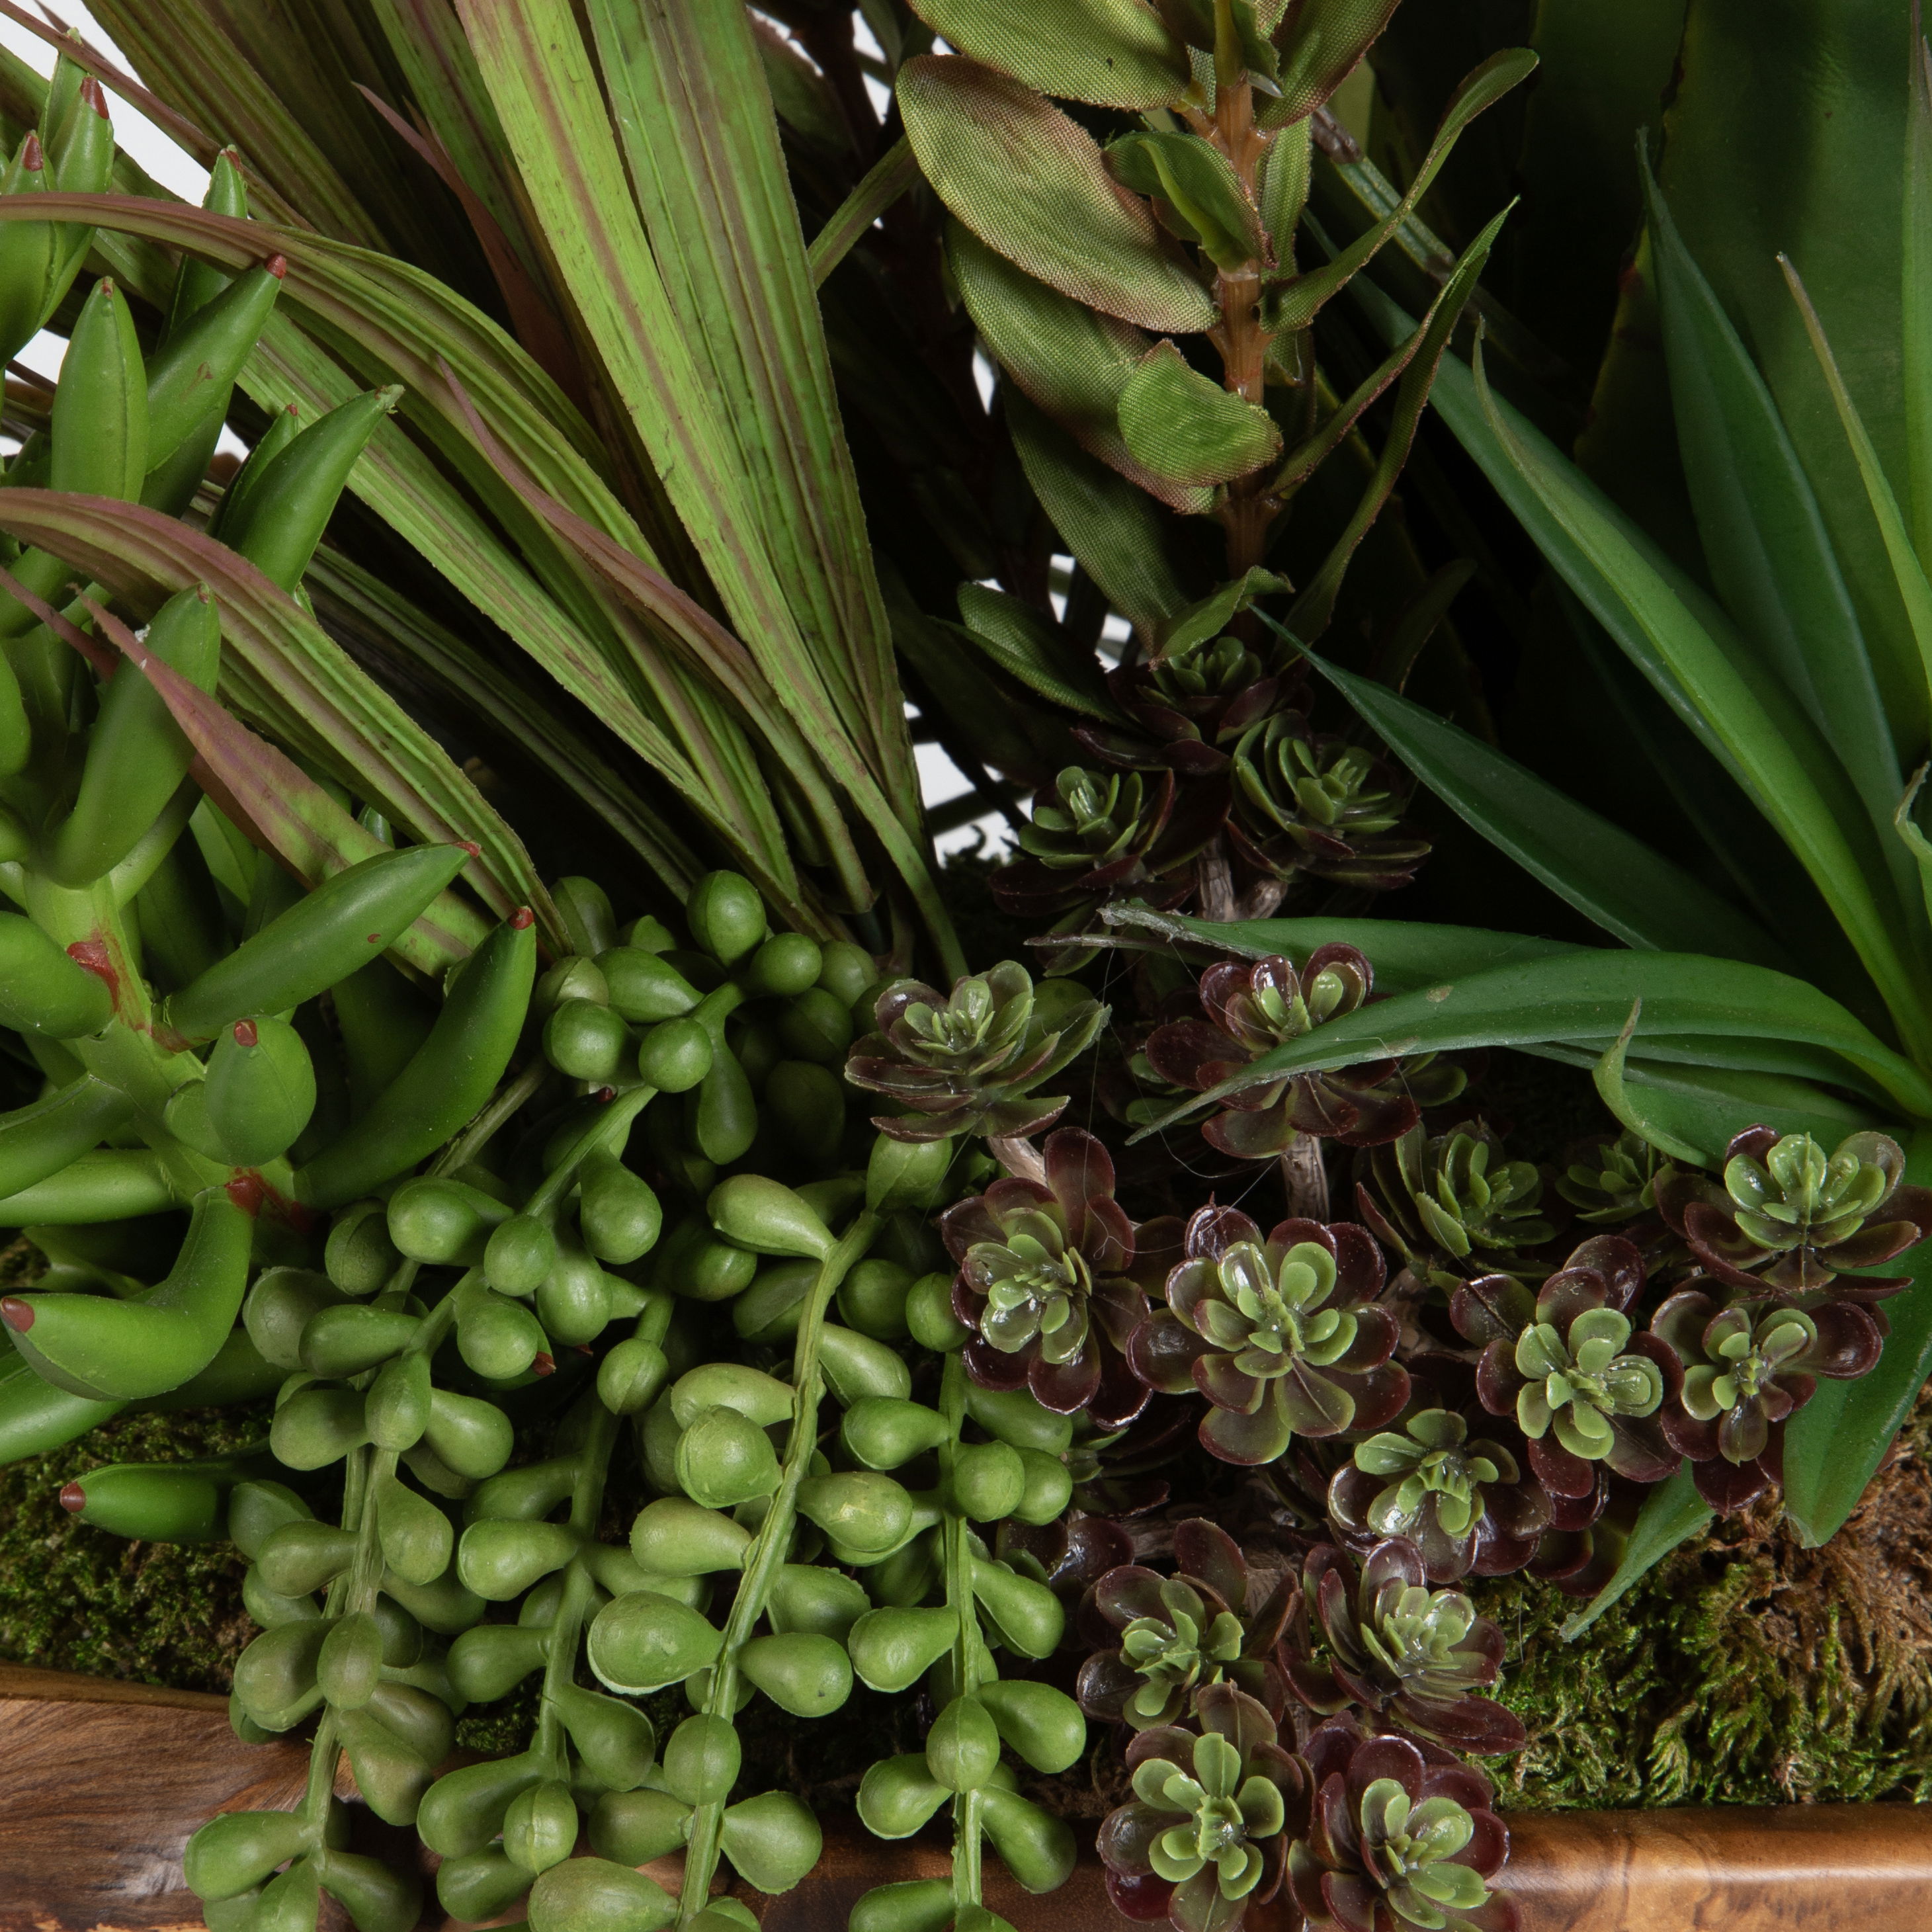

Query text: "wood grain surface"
[3, 1668, 1929, 1931]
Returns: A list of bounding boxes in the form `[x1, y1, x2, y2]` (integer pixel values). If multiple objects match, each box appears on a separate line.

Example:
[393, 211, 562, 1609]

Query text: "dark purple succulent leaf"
[1452, 1273, 1538, 1348]
[1171, 1517, 1247, 1609]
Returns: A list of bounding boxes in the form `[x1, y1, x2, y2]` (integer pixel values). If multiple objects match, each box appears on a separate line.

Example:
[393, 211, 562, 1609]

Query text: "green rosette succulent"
[1128, 1204, 1407, 1464]
[1290, 1716, 1517, 1932]
[1658, 1126, 1932, 1298]
[1358, 1120, 1558, 1289]
[1097, 1684, 1307, 1932]
[1555, 1131, 1669, 1225]
[845, 961, 1105, 1143]
[1077, 1518, 1292, 1728]
[1226, 712, 1429, 892]
[1327, 1408, 1549, 1584]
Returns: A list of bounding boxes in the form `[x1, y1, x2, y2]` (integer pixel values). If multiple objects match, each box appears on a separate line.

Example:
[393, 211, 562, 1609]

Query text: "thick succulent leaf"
[948, 222, 1209, 513]
[1007, 392, 1189, 637]
[0, 487, 547, 945]
[584, 0, 918, 817]
[907, 0, 1191, 110]
[1466, 342, 1932, 1070]
[1118, 341, 1281, 487]
[1644, 155, 1903, 903]
[898, 54, 1216, 335]
[1558, 1464, 1710, 1641]
[1299, 644, 1791, 969]
[1131, 950, 1932, 1134]
[64, 594, 482, 972]
[1783, 1126, 1932, 1548]
[1267, 50, 1534, 329]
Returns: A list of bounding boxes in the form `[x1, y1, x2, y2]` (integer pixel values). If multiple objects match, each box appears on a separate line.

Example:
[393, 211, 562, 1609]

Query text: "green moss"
[1487, 1390, 1932, 1808]
[0, 1401, 271, 1693]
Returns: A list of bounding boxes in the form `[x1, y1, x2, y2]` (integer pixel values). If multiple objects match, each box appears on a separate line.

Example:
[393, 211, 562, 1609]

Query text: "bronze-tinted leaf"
[907, 0, 1191, 110]
[1118, 341, 1281, 487]
[899, 54, 1216, 335]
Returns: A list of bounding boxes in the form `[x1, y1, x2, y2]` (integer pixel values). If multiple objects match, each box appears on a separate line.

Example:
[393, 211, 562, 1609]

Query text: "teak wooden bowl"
[3, 1665, 1927, 1932]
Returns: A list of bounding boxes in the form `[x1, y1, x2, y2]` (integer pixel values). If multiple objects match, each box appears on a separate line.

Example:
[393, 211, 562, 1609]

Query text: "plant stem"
[675, 1207, 882, 1922]
[939, 1350, 984, 1914]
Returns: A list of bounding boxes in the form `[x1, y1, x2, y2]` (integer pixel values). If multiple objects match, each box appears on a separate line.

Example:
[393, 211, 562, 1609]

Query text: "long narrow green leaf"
[585, 0, 918, 814]
[1910, 21, 1932, 570]
[809, 134, 917, 287]
[1646, 161, 1909, 921]
[1782, 1125, 1932, 1548]
[1470, 342, 1932, 1068]
[1131, 950, 1932, 1131]
[451, 1, 956, 967]
[1781, 255, 1932, 716]
[1559, 1466, 1711, 1642]
[1103, 901, 1585, 986]
[1296, 642, 1790, 970]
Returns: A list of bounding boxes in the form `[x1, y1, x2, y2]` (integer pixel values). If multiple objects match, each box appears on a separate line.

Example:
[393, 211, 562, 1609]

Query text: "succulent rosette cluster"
[1290, 1716, 1518, 1932]
[1227, 713, 1429, 892]
[1454, 1236, 1680, 1503]
[1651, 1289, 1882, 1509]
[1656, 1126, 1931, 1298]
[1284, 1540, 1526, 1757]
[1358, 1121, 1558, 1290]
[941, 1126, 1171, 1425]
[846, 961, 1105, 1142]
[1077, 1519, 1292, 1728]
[1098, 1683, 1308, 1932]
[1329, 1405, 1551, 1583]
[1076, 626, 1296, 780]
[1130, 1204, 1407, 1464]
[1554, 1130, 1670, 1226]
[1146, 950, 1463, 1159]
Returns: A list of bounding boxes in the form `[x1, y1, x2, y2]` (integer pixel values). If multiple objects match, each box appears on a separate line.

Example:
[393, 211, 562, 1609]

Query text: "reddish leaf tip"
[366, 932, 381, 945]
[532, 1352, 556, 1377]
[511, 907, 534, 930]
[1, 1297, 33, 1333]
[58, 1482, 85, 1513]
[264, 253, 288, 279]
[22, 132, 42, 169]
[226, 1173, 266, 1217]
[596, 1086, 616, 1104]
[233, 1019, 258, 1048]
[459, 841, 480, 857]
[80, 77, 108, 116]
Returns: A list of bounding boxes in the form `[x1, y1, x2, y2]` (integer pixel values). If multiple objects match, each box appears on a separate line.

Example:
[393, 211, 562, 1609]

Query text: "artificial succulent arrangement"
[2, 1, 1931, 1930]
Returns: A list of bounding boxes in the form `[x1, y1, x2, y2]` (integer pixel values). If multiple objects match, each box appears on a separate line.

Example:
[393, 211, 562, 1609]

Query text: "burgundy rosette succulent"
[845, 962, 1104, 1142]
[941, 1127, 1168, 1427]
[1077, 1518, 1292, 1728]
[1097, 1683, 1308, 1932]
[1289, 1715, 1518, 1932]
[1651, 1287, 1884, 1511]
[1145, 950, 1461, 1159]
[1454, 1236, 1680, 1504]
[1284, 1540, 1525, 1756]
[1129, 1202, 1407, 1464]
[1656, 1126, 1931, 1299]
[1075, 628, 1295, 778]
[1327, 1404, 1550, 1583]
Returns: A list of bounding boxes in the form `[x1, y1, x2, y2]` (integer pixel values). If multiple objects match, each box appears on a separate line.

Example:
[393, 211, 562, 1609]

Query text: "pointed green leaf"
[1298, 642, 1790, 969]
[1271, 0, 1400, 124]
[1158, 567, 1286, 651]
[1909, 24, 1932, 568]
[810, 136, 918, 287]
[1118, 340, 1281, 487]
[906, 0, 1191, 109]
[956, 585, 1120, 720]
[898, 54, 1216, 335]
[947, 222, 1209, 513]
[1559, 1465, 1710, 1641]
[1466, 341, 1932, 1069]
[1132, 949, 1932, 1132]
[1592, 1001, 1709, 1165]
[1007, 391, 1188, 636]
[1646, 157, 1908, 914]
